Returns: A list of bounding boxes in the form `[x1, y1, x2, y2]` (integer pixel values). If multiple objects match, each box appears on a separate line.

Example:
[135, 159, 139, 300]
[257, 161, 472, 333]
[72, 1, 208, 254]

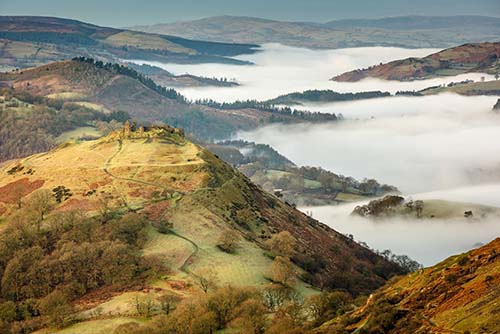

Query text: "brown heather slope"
[0, 127, 404, 300]
[333, 42, 500, 82]
[316, 238, 500, 334]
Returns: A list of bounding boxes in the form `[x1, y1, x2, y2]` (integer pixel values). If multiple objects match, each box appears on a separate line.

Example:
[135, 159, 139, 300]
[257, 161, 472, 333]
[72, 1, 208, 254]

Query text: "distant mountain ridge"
[130, 15, 500, 49]
[0, 16, 258, 70]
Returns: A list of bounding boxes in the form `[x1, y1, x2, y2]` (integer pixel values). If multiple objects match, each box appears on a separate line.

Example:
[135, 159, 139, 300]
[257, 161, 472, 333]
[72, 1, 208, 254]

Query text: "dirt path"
[102, 140, 169, 190]
[103, 140, 202, 276]
[168, 230, 200, 276]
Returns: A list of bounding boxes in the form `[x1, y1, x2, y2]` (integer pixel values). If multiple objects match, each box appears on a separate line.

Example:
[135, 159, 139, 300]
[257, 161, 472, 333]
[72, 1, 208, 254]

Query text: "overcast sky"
[1, 0, 499, 27]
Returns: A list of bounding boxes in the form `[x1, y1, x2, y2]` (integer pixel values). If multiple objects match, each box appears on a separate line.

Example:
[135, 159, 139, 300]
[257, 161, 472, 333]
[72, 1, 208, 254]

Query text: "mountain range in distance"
[130, 15, 500, 49]
[0, 16, 258, 71]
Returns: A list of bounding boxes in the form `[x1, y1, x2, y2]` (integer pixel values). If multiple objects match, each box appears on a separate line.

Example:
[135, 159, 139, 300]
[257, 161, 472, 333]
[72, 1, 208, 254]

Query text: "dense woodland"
[267, 89, 391, 105]
[0, 190, 167, 333]
[0, 88, 128, 161]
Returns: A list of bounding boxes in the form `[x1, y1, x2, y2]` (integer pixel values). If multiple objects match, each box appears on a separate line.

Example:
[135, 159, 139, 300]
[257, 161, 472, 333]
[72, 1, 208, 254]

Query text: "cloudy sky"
[1, 0, 499, 27]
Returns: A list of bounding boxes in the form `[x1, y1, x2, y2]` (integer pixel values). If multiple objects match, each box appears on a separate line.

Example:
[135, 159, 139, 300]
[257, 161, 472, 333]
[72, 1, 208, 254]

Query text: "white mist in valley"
[131, 44, 500, 265]
[237, 94, 500, 196]
[129, 44, 494, 102]
[301, 203, 500, 266]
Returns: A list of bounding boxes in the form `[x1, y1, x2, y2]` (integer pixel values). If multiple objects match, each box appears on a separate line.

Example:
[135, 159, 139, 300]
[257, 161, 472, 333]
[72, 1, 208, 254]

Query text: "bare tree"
[195, 269, 218, 293]
[26, 189, 55, 231]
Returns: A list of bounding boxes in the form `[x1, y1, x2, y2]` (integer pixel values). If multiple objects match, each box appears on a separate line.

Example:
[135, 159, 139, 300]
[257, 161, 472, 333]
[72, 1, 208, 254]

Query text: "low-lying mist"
[131, 43, 499, 264]
[301, 203, 500, 266]
[130, 44, 493, 102]
[237, 94, 500, 195]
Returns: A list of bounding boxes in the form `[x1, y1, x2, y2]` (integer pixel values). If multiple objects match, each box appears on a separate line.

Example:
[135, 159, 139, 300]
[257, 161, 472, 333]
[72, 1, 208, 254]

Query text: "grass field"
[46, 92, 88, 100]
[104, 31, 195, 54]
[56, 127, 103, 143]
[422, 80, 500, 95]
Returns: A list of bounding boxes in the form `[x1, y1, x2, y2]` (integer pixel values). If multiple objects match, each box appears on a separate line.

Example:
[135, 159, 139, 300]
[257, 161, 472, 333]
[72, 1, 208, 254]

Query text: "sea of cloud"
[129, 43, 494, 102]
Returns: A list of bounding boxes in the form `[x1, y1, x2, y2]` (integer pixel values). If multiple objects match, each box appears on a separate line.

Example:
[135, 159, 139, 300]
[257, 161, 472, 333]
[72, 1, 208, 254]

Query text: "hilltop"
[0, 126, 406, 333]
[0, 16, 258, 71]
[315, 237, 500, 334]
[333, 42, 500, 82]
[130, 15, 500, 50]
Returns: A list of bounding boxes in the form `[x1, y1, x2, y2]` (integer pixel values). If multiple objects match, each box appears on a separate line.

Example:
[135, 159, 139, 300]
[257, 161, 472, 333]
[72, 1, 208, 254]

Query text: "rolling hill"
[0, 125, 405, 333]
[130, 15, 500, 50]
[316, 237, 500, 334]
[332, 42, 500, 82]
[0, 58, 338, 141]
[0, 16, 258, 71]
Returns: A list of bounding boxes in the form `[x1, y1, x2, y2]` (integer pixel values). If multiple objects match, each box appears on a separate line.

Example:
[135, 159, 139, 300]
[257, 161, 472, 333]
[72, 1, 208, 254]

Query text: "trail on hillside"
[103, 140, 204, 277]
[168, 229, 200, 277]
[102, 140, 171, 189]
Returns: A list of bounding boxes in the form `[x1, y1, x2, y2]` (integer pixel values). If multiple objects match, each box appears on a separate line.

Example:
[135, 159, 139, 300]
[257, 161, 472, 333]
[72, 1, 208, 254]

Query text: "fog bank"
[237, 94, 500, 194]
[300, 203, 500, 266]
[129, 44, 493, 102]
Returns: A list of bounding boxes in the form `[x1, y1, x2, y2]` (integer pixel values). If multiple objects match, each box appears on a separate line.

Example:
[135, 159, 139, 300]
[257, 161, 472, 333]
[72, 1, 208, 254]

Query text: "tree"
[195, 269, 218, 293]
[38, 290, 74, 328]
[305, 291, 352, 326]
[206, 286, 257, 329]
[230, 299, 267, 334]
[11, 183, 26, 209]
[266, 231, 297, 258]
[26, 189, 55, 231]
[131, 294, 156, 318]
[158, 293, 181, 315]
[269, 256, 296, 287]
[216, 230, 240, 253]
[415, 200, 424, 218]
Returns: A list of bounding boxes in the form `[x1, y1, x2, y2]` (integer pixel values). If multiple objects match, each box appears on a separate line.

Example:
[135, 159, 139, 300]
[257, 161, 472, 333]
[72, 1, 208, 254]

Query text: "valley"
[0, 7, 499, 334]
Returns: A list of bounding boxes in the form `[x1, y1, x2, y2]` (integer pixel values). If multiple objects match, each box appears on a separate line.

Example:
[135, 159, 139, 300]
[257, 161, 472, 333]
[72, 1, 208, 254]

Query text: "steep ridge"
[315, 238, 500, 334]
[0, 125, 406, 332]
[0, 124, 399, 293]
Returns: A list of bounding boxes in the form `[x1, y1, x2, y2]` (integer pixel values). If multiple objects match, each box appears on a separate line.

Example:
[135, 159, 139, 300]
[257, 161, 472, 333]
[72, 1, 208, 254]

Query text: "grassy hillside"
[315, 237, 500, 334]
[0, 59, 338, 141]
[333, 42, 500, 82]
[0, 16, 258, 71]
[0, 126, 406, 333]
[420, 78, 500, 96]
[130, 15, 500, 50]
